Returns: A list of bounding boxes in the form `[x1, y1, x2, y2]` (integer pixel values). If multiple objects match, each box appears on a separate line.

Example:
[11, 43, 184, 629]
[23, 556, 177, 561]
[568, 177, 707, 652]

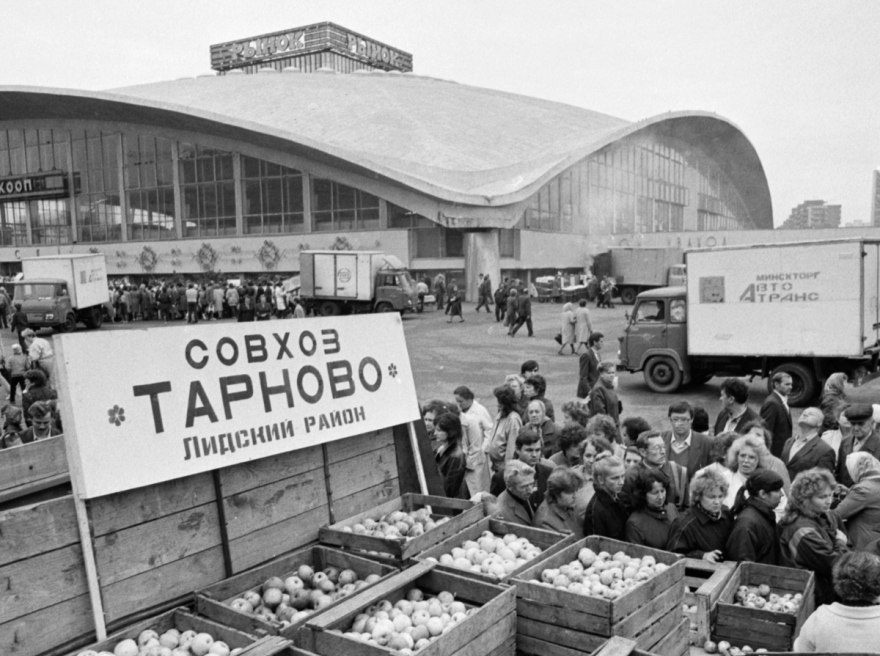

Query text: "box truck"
[617, 239, 880, 405]
[10, 253, 108, 331]
[299, 250, 418, 316]
[594, 248, 686, 304]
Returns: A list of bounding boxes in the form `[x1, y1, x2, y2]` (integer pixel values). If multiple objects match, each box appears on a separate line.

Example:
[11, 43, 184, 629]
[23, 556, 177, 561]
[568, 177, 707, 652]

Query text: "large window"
[312, 178, 379, 231]
[124, 134, 175, 240]
[179, 144, 235, 237]
[72, 129, 120, 243]
[242, 156, 304, 234]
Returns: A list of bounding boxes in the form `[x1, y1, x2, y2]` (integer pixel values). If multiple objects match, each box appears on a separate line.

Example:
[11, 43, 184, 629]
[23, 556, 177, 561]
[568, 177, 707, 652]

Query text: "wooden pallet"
[196, 544, 398, 640]
[682, 558, 736, 645]
[414, 516, 576, 584]
[318, 493, 484, 561]
[512, 536, 685, 656]
[712, 562, 816, 652]
[303, 560, 516, 656]
[60, 607, 256, 656]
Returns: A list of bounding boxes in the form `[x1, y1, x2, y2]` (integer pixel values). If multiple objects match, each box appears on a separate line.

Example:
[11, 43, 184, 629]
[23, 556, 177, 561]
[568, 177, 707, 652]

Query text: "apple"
[262, 587, 283, 608]
[188, 633, 214, 656]
[209, 642, 230, 656]
[114, 640, 138, 656]
[229, 598, 252, 613]
[297, 565, 314, 583]
[242, 590, 261, 608]
[337, 569, 358, 586]
[704, 640, 718, 653]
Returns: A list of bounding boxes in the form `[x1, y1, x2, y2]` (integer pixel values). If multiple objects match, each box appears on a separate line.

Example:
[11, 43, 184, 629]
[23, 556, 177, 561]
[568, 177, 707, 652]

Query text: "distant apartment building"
[872, 169, 880, 227]
[781, 200, 842, 229]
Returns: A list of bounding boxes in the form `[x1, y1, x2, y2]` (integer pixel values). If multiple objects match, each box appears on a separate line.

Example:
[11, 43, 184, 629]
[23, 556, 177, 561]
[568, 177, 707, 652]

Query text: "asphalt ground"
[11, 300, 880, 431]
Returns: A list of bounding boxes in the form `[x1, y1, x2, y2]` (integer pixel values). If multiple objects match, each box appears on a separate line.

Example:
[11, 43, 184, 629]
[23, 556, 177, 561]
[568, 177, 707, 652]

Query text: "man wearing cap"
[760, 372, 793, 457]
[781, 407, 836, 480]
[836, 404, 880, 487]
[724, 470, 785, 565]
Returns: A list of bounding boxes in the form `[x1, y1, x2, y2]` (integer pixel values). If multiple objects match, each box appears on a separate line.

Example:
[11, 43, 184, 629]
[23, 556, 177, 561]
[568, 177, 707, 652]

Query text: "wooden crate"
[196, 545, 399, 639]
[587, 626, 687, 656]
[0, 436, 69, 505]
[414, 516, 576, 584]
[303, 560, 516, 656]
[61, 607, 257, 656]
[512, 536, 685, 656]
[318, 493, 484, 561]
[682, 558, 736, 645]
[712, 562, 816, 652]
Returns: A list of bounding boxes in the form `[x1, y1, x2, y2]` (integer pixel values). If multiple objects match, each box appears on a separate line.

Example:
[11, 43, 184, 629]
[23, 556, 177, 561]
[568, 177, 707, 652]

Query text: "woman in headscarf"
[832, 451, 880, 550]
[557, 302, 576, 355]
[779, 468, 849, 605]
[820, 372, 849, 433]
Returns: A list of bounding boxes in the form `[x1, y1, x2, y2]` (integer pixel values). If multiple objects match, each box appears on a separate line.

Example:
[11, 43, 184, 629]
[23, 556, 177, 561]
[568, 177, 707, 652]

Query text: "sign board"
[55, 314, 420, 498]
[0, 170, 68, 200]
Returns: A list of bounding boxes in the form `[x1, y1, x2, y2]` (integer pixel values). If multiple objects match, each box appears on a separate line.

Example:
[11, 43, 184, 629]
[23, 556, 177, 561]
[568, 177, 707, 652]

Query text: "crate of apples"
[425, 530, 543, 580]
[703, 640, 769, 655]
[76, 628, 240, 656]
[733, 583, 803, 613]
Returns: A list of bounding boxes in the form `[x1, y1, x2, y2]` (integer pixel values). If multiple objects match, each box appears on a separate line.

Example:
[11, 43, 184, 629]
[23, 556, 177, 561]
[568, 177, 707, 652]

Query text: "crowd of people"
[421, 362, 880, 650]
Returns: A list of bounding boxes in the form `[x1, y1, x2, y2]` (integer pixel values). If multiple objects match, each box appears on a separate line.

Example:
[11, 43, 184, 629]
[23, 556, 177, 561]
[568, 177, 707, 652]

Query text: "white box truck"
[11, 253, 108, 331]
[617, 239, 880, 405]
[299, 250, 418, 316]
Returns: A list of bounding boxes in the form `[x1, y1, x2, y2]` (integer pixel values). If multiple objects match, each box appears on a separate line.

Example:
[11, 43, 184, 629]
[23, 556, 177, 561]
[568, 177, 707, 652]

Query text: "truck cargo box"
[686, 240, 880, 358]
[21, 253, 108, 309]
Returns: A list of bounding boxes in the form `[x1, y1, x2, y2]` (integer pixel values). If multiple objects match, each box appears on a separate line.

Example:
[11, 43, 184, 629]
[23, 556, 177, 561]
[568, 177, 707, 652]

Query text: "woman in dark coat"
[725, 470, 784, 564]
[433, 412, 468, 499]
[666, 465, 733, 562]
[445, 285, 464, 322]
[583, 453, 629, 539]
[625, 467, 677, 549]
[779, 467, 849, 605]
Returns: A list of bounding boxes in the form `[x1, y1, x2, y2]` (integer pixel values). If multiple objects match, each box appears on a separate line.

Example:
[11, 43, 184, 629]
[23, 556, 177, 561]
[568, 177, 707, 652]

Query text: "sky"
[3, 0, 879, 226]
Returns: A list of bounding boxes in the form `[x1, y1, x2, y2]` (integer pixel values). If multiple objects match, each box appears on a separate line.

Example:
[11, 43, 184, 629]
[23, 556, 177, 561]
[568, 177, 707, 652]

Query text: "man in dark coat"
[725, 470, 784, 564]
[760, 372, 793, 457]
[9, 301, 28, 352]
[781, 407, 836, 480]
[509, 289, 533, 336]
[576, 332, 603, 398]
[713, 378, 760, 436]
[494, 279, 509, 322]
[836, 404, 880, 487]
[661, 401, 715, 484]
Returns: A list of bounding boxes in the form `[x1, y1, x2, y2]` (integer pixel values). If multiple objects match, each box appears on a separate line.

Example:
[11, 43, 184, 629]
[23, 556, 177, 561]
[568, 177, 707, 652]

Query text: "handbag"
[554, 332, 562, 344]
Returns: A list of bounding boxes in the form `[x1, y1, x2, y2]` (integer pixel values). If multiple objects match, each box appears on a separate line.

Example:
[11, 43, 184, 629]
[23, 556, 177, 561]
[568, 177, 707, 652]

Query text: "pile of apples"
[733, 583, 803, 613]
[534, 547, 669, 600]
[332, 587, 477, 655]
[226, 564, 381, 626]
[422, 530, 543, 579]
[703, 640, 769, 655]
[76, 628, 240, 656]
[340, 508, 450, 540]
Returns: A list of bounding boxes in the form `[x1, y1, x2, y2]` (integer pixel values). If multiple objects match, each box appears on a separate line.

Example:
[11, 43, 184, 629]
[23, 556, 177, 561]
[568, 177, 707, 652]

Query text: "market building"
[0, 22, 772, 298]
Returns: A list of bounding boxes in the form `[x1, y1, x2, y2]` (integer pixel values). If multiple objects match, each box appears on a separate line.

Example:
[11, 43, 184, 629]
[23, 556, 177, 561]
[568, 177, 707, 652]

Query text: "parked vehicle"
[10, 253, 108, 331]
[617, 239, 880, 405]
[596, 248, 686, 304]
[299, 250, 417, 316]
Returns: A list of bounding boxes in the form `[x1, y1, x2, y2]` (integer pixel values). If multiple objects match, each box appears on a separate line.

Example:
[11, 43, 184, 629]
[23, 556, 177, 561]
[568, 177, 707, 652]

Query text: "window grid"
[241, 156, 304, 235]
[179, 144, 236, 237]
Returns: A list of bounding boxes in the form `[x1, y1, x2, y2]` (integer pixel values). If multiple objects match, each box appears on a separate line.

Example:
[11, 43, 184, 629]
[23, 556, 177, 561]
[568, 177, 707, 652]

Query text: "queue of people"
[420, 366, 880, 648]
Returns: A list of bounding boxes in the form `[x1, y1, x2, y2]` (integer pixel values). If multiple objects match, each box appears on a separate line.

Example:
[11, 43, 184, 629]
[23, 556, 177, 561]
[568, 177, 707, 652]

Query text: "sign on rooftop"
[55, 314, 420, 498]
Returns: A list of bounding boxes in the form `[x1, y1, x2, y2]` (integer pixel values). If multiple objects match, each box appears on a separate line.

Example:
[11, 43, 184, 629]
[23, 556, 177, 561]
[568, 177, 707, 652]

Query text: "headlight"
[45, 313, 54, 320]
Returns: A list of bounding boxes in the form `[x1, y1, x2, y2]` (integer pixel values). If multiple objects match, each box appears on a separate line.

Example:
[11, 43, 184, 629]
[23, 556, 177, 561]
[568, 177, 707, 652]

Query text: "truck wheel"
[644, 356, 683, 393]
[619, 287, 638, 305]
[769, 362, 817, 406]
[319, 301, 341, 316]
[61, 313, 77, 332]
[374, 302, 395, 313]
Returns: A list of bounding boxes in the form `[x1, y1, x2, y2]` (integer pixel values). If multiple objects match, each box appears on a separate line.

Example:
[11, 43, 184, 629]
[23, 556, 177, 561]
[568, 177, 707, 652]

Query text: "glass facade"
[311, 178, 379, 232]
[179, 144, 236, 237]
[242, 156, 304, 234]
[523, 130, 753, 235]
[125, 133, 175, 240]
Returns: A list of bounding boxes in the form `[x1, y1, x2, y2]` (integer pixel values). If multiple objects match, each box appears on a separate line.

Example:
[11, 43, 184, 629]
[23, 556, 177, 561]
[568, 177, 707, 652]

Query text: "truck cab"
[374, 269, 417, 313]
[11, 279, 76, 331]
[618, 286, 692, 392]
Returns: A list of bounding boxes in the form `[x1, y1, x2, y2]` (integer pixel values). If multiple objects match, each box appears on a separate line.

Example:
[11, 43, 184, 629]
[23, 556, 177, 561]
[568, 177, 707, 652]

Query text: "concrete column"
[463, 230, 500, 302]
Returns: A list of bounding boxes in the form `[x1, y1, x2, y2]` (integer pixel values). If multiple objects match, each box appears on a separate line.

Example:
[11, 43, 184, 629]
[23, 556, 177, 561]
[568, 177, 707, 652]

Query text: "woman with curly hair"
[560, 400, 590, 428]
[794, 550, 880, 652]
[586, 413, 625, 460]
[666, 466, 733, 562]
[487, 385, 523, 472]
[779, 467, 849, 605]
[723, 434, 789, 521]
[504, 373, 529, 419]
[549, 424, 588, 468]
[625, 467, 677, 549]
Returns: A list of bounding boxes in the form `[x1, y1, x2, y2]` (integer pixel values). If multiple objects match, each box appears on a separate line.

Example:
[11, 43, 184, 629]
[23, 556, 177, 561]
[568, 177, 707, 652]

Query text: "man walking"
[576, 332, 603, 398]
[509, 287, 533, 337]
[475, 274, 492, 313]
[761, 372, 793, 457]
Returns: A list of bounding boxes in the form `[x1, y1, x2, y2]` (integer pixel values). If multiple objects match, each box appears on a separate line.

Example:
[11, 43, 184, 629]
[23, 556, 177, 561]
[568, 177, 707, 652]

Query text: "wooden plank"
[89, 472, 215, 535]
[0, 436, 68, 495]
[0, 495, 78, 564]
[223, 470, 327, 540]
[220, 446, 324, 496]
[331, 478, 400, 521]
[627, 603, 681, 649]
[645, 618, 689, 656]
[516, 597, 610, 635]
[592, 637, 639, 656]
[613, 578, 684, 637]
[0, 544, 86, 623]
[228, 504, 329, 572]
[518, 633, 588, 656]
[449, 611, 515, 656]
[324, 429, 394, 463]
[0, 594, 93, 656]
[517, 616, 605, 653]
[94, 502, 221, 585]
[326, 444, 398, 500]
[100, 547, 227, 624]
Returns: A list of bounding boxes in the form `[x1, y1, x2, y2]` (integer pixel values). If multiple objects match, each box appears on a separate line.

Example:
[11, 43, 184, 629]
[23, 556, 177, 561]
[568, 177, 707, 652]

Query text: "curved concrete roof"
[0, 72, 772, 227]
